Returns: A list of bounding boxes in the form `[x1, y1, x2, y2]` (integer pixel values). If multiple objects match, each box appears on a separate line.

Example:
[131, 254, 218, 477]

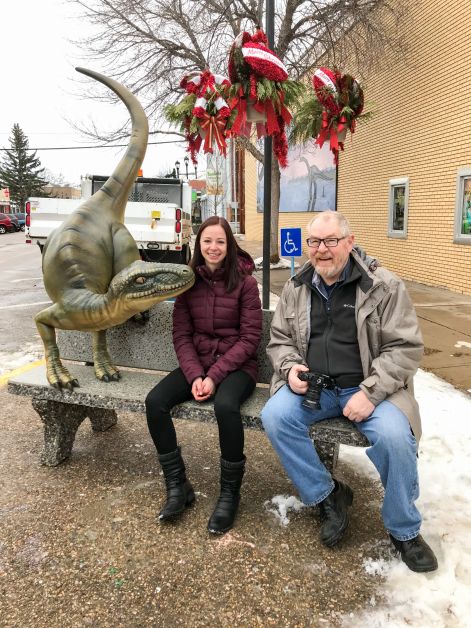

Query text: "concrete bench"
[7, 301, 368, 468]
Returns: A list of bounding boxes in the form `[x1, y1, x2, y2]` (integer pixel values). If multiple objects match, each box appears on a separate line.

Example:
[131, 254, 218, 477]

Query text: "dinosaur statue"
[36, 67, 195, 390]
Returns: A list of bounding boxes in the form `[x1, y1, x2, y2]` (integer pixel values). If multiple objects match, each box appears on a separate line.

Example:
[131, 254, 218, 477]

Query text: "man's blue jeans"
[261, 384, 421, 541]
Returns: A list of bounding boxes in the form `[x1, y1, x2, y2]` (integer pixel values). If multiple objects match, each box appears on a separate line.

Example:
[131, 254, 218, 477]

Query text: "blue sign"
[280, 228, 302, 257]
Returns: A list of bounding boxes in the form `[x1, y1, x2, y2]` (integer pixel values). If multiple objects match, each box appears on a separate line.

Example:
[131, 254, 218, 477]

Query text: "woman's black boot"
[208, 456, 246, 534]
[157, 446, 195, 521]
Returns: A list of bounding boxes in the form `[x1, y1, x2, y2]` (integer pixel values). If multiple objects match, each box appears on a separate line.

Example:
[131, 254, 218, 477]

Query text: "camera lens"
[302, 385, 322, 410]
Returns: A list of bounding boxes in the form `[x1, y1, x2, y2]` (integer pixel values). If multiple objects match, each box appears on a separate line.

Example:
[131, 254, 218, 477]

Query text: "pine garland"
[288, 95, 323, 145]
[289, 69, 371, 154]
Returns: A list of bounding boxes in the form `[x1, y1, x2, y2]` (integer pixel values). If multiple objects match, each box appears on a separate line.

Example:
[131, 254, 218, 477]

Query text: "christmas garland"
[290, 67, 370, 164]
[227, 29, 302, 168]
[164, 70, 231, 164]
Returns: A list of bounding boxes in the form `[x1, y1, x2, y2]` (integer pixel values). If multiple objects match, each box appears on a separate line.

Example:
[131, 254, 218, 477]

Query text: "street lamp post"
[175, 160, 180, 178]
[184, 155, 189, 180]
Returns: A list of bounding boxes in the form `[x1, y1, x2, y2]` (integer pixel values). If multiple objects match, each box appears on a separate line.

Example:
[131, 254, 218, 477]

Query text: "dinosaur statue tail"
[75, 67, 149, 223]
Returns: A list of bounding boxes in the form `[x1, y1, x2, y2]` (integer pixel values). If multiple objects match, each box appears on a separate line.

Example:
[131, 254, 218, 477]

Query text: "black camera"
[297, 371, 336, 410]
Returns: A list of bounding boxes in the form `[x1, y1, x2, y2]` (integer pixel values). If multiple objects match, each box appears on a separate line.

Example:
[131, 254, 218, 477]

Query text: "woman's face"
[199, 224, 227, 271]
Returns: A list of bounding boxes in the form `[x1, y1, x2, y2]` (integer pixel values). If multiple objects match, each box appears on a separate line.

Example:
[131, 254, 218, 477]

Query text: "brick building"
[244, 0, 471, 295]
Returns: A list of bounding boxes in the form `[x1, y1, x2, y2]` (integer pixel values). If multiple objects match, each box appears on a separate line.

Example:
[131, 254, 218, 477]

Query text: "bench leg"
[31, 399, 88, 466]
[87, 408, 118, 432]
[313, 439, 339, 474]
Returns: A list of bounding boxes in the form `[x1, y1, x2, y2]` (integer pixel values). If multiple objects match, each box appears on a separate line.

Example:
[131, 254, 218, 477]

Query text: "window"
[388, 178, 409, 238]
[454, 168, 471, 244]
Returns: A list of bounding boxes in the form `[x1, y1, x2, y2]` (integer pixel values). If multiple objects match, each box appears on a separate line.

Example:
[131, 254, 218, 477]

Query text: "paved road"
[0, 231, 47, 373]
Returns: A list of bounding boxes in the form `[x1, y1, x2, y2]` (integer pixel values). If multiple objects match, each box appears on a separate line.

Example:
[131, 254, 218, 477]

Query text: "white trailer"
[26, 175, 192, 264]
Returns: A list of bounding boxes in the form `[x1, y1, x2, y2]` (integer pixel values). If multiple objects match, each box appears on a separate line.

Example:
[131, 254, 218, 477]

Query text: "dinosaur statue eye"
[135, 276, 146, 284]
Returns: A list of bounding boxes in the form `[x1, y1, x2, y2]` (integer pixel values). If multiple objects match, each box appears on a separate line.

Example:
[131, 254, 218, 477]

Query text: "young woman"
[145, 216, 263, 534]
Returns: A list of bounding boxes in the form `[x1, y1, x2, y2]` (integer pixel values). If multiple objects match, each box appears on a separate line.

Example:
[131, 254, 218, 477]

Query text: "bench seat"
[8, 302, 368, 468]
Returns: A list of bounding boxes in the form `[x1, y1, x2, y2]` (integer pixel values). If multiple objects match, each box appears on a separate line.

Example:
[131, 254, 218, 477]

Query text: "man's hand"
[343, 390, 375, 423]
[192, 376, 215, 402]
[288, 364, 309, 395]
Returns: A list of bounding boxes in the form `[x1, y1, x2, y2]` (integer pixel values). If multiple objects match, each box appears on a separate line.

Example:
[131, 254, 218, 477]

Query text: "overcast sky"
[2, 0, 187, 186]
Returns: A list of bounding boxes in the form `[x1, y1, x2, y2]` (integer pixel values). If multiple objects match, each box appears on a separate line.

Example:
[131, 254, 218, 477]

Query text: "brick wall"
[245, 0, 471, 294]
[339, 0, 471, 295]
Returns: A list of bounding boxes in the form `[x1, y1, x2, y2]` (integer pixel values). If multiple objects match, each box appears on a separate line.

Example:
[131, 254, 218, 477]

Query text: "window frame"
[388, 177, 409, 239]
[454, 167, 471, 244]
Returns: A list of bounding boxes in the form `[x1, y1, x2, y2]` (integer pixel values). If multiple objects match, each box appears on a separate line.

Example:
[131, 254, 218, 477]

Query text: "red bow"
[198, 69, 216, 98]
[316, 111, 351, 164]
[199, 112, 227, 156]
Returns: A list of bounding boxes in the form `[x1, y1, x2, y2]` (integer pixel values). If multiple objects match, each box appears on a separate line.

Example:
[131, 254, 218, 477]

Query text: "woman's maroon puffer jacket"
[172, 255, 263, 386]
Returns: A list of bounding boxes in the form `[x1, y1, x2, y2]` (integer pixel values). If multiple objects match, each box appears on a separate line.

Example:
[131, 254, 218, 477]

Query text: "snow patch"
[264, 494, 306, 526]
[0, 342, 42, 375]
[454, 340, 471, 349]
[253, 256, 300, 271]
[341, 369, 471, 627]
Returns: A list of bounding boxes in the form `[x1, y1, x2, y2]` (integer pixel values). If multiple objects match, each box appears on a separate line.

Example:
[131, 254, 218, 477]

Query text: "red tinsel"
[227, 29, 291, 167]
[313, 67, 365, 164]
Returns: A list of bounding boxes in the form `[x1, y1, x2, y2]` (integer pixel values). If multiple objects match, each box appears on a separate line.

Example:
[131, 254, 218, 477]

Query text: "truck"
[25, 174, 192, 264]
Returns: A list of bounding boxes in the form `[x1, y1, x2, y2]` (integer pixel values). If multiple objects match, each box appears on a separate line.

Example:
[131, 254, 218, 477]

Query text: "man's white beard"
[314, 261, 345, 280]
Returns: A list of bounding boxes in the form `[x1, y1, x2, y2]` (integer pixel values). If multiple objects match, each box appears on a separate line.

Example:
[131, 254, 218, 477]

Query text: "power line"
[0, 139, 185, 151]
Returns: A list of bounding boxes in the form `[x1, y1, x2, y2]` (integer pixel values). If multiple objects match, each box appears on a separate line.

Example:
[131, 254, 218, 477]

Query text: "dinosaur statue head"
[107, 260, 195, 318]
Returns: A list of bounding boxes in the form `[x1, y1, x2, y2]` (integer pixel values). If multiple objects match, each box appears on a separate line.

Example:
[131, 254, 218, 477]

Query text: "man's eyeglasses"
[306, 236, 347, 249]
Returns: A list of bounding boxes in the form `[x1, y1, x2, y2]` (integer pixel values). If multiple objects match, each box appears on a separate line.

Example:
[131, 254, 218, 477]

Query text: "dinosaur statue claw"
[46, 357, 81, 391]
[131, 310, 150, 325]
[94, 360, 120, 383]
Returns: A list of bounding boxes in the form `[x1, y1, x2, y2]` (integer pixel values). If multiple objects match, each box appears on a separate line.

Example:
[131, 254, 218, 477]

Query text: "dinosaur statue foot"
[46, 360, 80, 391]
[94, 364, 121, 382]
[131, 310, 150, 325]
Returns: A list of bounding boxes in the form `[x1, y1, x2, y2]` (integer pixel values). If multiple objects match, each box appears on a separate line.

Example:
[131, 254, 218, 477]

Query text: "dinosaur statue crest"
[35, 68, 194, 389]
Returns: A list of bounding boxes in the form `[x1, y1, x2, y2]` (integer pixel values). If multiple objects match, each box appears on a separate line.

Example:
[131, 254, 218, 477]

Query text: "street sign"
[280, 228, 302, 257]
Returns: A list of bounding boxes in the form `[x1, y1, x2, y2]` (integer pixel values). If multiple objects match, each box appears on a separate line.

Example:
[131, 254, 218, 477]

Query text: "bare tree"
[73, 0, 407, 260]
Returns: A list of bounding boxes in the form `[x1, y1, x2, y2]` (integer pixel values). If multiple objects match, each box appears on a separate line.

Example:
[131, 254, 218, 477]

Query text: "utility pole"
[263, 0, 274, 310]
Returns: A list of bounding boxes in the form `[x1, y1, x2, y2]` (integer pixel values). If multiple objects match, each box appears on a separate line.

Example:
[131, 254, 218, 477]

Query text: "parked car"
[0, 213, 16, 234]
[14, 212, 26, 231]
[8, 214, 20, 231]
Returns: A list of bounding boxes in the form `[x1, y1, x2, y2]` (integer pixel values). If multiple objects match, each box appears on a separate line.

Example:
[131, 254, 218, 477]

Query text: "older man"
[261, 211, 437, 573]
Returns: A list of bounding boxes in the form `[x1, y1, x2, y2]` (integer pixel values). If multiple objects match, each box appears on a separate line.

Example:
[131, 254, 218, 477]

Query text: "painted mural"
[257, 139, 336, 212]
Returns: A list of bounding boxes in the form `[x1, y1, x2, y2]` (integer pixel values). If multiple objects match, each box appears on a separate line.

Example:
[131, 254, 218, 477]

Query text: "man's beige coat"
[267, 251, 423, 439]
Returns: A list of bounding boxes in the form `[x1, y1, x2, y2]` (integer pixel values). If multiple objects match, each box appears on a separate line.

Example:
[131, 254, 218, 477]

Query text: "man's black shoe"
[390, 534, 438, 573]
[318, 480, 353, 547]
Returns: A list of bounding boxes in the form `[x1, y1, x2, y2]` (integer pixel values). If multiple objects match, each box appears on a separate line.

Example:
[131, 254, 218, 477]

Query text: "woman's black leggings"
[145, 368, 255, 462]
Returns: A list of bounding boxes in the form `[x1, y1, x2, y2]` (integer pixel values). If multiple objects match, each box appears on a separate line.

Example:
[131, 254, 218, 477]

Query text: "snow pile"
[343, 369, 471, 626]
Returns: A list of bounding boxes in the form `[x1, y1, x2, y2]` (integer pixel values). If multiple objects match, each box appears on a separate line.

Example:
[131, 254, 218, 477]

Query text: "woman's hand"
[192, 376, 215, 402]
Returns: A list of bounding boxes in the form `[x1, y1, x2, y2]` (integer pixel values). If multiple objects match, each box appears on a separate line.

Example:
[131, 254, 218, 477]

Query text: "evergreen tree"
[0, 124, 49, 210]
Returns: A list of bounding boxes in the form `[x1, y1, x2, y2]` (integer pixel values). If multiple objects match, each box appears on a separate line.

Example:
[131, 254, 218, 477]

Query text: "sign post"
[280, 228, 302, 276]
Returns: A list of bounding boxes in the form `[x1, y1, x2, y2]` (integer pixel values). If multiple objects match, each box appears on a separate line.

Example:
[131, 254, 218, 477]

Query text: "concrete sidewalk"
[1, 239, 469, 626]
[238, 236, 471, 395]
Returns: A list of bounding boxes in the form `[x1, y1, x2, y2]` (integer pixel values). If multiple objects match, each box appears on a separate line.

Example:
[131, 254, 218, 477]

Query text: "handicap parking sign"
[280, 228, 302, 257]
